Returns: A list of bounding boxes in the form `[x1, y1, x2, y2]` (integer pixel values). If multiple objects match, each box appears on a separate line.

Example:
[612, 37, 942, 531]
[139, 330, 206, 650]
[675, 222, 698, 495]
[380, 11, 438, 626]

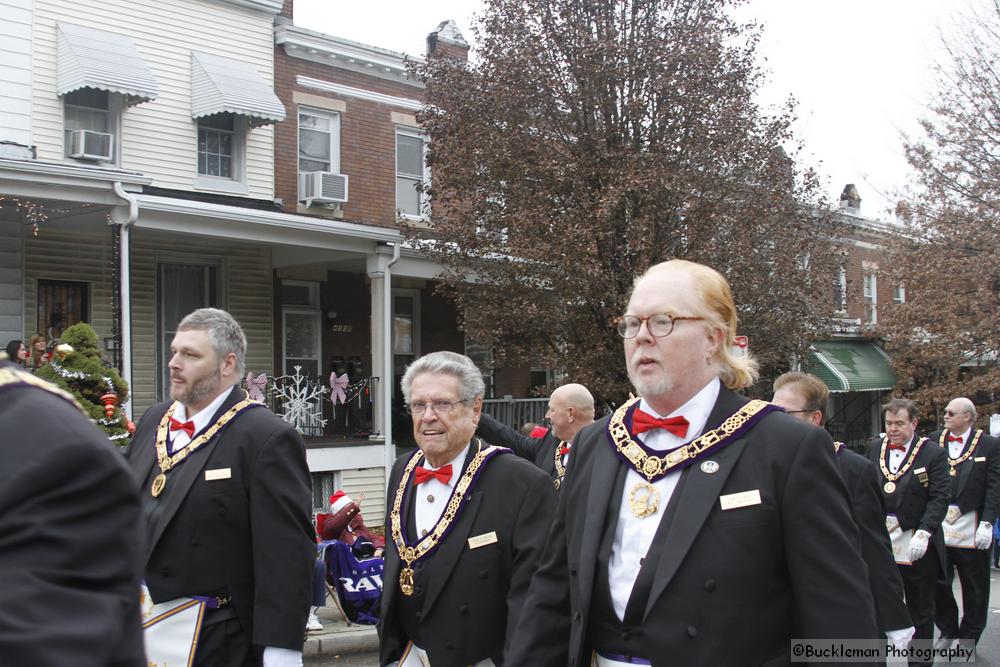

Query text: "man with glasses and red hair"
[927, 397, 1000, 651]
[508, 259, 878, 666]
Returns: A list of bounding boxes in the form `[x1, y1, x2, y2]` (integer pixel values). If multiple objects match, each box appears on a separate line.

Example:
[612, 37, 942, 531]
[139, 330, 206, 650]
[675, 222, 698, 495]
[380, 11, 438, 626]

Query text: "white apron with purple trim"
[886, 514, 913, 565]
[140, 584, 206, 667]
[592, 651, 651, 666]
[942, 504, 978, 548]
[396, 642, 495, 666]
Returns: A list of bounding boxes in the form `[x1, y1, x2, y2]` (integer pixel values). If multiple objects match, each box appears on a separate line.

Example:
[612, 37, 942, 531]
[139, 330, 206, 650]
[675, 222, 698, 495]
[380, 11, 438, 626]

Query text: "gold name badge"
[719, 489, 762, 511]
[468, 531, 498, 549]
[204, 468, 232, 481]
[975, 457, 987, 462]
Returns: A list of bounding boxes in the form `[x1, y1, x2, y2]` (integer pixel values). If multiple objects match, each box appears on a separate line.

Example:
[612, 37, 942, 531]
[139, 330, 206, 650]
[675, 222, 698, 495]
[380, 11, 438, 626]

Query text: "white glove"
[975, 521, 993, 549]
[262, 647, 303, 667]
[886, 626, 915, 650]
[990, 414, 1000, 437]
[908, 529, 931, 562]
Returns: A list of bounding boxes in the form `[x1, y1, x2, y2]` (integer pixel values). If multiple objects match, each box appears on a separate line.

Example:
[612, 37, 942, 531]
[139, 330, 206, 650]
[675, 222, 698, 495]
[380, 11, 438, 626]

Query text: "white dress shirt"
[414, 444, 469, 538]
[887, 436, 915, 474]
[167, 385, 234, 453]
[608, 377, 720, 620]
[948, 428, 971, 459]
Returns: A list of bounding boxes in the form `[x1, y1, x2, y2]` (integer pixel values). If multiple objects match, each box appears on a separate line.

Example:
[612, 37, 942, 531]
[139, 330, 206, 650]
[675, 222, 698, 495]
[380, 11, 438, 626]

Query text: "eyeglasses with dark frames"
[944, 409, 966, 417]
[406, 398, 470, 416]
[614, 313, 704, 339]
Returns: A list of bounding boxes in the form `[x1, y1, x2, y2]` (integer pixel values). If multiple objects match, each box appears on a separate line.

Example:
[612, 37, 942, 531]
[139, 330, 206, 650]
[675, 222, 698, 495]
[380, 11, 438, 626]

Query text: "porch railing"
[249, 369, 379, 439]
[482, 396, 549, 430]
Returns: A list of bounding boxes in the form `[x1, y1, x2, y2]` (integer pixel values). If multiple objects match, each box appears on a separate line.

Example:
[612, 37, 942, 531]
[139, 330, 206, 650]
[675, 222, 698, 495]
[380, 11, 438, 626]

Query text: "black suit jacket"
[126, 385, 315, 652]
[927, 429, 1000, 526]
[476, 413, 563, 482]
[508, 387, 878, 666]
[866, 435, 949, 572]
[837, 447, 911, 632]
[379, 440, 556, 667]
[0, 362, 145, 667]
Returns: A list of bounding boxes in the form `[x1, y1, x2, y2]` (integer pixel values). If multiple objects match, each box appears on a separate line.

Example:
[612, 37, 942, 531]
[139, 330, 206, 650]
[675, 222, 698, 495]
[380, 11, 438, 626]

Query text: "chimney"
[839, 184, 861, 213]
[280, 0, 293, 19]
[895, 199, 913, 224]
[427, 20, 469, 61]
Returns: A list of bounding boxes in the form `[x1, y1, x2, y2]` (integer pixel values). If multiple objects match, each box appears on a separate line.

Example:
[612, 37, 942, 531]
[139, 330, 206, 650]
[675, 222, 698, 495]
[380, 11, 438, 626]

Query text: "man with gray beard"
[126, 308, 314, 667]
[508, 260, 878, 666]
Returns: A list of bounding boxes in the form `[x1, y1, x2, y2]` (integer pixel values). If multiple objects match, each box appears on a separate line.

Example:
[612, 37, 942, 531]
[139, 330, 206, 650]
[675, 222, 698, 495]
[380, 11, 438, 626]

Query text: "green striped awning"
[804, 341, 895, 393]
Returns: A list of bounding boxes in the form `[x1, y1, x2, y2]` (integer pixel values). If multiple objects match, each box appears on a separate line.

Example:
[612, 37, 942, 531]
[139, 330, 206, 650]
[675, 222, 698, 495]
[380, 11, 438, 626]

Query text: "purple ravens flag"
[320, 540, 383, 624]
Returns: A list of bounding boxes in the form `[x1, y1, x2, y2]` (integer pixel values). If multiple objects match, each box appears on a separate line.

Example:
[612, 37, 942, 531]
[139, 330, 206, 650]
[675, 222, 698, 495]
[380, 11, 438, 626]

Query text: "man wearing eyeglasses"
[507, 259, 878, 666]
[379, 351, 556, 667]
[867, 398, 949, 666]
[475, 383, 596, 490]
[928, 398, 1000, 650]
[773, 372, 913, 649]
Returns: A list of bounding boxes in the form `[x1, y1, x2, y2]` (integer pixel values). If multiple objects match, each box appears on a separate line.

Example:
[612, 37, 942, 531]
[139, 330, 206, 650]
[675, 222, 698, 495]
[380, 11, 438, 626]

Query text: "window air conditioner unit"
[69, 129, 114, 161]
[299, 171, 349, 206]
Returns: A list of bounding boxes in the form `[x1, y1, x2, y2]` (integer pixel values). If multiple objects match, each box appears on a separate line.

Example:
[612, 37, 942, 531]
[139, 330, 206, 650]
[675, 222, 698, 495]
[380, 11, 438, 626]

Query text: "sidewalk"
[303, 604, 379, 657]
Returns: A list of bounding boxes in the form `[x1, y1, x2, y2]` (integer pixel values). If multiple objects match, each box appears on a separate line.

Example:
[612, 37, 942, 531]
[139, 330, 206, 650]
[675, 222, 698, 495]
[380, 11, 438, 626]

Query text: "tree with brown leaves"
[883, 1, 1000, 419]
[411, 0, 839, 405]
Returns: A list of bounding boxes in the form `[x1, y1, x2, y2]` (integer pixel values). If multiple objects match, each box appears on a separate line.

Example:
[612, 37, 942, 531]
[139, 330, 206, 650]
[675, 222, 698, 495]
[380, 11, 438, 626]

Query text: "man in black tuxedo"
[379, 351, 556, 666]
[772, 372, 913, 647]
[867, 398, 950, 666]
[126, 308, 314, 667]
[476, 382, 595, 489]
[0, 361, 145, 667]
[929, 397, 1000, 648]
[508, 260, 878, 667]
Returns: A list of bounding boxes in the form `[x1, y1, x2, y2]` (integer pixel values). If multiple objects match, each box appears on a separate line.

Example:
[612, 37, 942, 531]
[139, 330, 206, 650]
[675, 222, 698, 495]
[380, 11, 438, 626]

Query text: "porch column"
[367, 253, 391, 442]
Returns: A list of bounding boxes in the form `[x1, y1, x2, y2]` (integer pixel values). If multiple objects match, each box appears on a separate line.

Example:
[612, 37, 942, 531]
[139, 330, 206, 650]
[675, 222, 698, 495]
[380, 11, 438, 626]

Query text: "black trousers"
[934, 546, 991, 643]
[900, 553, 939, 666]
[194, 609, 254, 667]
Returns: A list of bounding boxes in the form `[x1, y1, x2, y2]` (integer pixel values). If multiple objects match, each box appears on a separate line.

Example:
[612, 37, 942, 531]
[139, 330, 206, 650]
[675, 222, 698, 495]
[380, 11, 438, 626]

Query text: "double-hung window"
[396, 128, 428, 218]
[298, 109, 340, 174]
[197, 114, 237, 179]
[63, 88, 117, 162]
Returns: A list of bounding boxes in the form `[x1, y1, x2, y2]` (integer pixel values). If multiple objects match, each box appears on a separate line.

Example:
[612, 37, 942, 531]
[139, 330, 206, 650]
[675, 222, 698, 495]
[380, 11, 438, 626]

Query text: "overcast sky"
[293, 0, 960, 221]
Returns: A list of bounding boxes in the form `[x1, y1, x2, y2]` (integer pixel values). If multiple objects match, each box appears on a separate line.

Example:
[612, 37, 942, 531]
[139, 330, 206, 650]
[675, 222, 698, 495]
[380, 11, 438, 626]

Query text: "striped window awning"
[804, 340, 896, 393]
[56, 22, 159, 106]
[190, 52, 286, 128]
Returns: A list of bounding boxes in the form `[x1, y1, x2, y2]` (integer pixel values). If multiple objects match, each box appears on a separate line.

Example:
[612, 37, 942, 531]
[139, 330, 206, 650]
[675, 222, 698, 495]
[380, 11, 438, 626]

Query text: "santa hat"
[329, 490, 353, 513]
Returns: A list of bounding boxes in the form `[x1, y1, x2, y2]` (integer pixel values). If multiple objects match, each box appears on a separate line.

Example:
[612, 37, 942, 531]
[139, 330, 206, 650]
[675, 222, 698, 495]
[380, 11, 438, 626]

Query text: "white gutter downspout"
[384, 241, 401, 487]
[113, 182, 137, 420]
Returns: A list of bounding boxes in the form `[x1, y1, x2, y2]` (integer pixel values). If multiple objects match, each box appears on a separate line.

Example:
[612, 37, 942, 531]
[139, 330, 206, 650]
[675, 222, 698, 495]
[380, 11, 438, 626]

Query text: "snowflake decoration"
[273, 366, 328, 433]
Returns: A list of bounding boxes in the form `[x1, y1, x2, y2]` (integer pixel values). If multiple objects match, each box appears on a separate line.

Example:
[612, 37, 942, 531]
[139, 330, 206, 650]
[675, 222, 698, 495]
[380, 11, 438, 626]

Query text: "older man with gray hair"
[379, 351, 556, 667]
[929, 397, 1000, 649]
[127, 308, 314, 667]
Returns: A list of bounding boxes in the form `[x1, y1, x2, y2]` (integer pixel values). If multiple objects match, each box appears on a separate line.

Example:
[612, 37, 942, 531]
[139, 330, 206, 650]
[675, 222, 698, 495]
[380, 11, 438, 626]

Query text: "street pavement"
[303, 567, 1000, 666]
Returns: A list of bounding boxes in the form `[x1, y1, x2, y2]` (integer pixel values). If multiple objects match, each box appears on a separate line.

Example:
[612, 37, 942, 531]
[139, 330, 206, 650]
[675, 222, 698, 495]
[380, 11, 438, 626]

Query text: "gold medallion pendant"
[151, 473, 167, 498]
[628, 481, 660, 518]
[884, 481, 896, 494]
[399, 566, 415, 596]
[949, 466, 958, 477]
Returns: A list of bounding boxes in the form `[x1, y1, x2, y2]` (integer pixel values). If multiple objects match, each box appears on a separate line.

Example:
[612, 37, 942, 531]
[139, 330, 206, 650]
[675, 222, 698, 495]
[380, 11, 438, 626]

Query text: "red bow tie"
[413, 464, 452, 486]
[631, 409, 689, 438]
[948, 434, 964, 443]
[887, 442, 906, 452]
[169, 416, 195, 438]
[557, 445, 571, 457]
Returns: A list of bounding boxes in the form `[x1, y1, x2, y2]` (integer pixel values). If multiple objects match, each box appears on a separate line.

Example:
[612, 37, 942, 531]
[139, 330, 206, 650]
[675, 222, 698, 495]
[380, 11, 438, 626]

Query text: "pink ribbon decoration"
[245, 372, 267, 402]
[330, 372, 349, 405]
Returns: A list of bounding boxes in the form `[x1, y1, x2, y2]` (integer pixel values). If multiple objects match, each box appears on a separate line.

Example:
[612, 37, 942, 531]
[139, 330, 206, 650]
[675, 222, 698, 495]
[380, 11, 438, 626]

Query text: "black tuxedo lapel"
[578, 434, 622, 618]
[642, 389, 752, 620]
[129, 406, 163, 490]
[148, 386, 244, 551]
[420, 441, 487, 618]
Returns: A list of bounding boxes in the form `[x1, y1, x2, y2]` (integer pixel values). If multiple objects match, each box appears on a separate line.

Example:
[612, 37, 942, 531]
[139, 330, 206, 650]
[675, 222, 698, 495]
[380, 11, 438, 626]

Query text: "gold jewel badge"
[628, 480, 660, 518]
[949, 467, 958, 477]
[399, 566, 415, 596]
[884, 481, 896, 494]
[151, 473, 167, 498]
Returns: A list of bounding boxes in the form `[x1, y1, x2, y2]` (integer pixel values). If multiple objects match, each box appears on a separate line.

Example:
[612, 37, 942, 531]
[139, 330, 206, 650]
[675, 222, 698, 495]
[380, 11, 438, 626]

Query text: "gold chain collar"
[938, 429, 982, 476]
[150, 392, 258, 498]
[389, 440, 502, 595]
[608, 397, 772, 482]
[879, 436, 927, 482]
[552, 440, 569, 489]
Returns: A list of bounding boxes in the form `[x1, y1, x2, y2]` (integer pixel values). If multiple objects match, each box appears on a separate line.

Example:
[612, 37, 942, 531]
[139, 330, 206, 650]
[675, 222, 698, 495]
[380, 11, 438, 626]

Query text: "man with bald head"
[508, 260, 877, 666]
[928, 397, 1000, 649]
[476, 383, 596, 489]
